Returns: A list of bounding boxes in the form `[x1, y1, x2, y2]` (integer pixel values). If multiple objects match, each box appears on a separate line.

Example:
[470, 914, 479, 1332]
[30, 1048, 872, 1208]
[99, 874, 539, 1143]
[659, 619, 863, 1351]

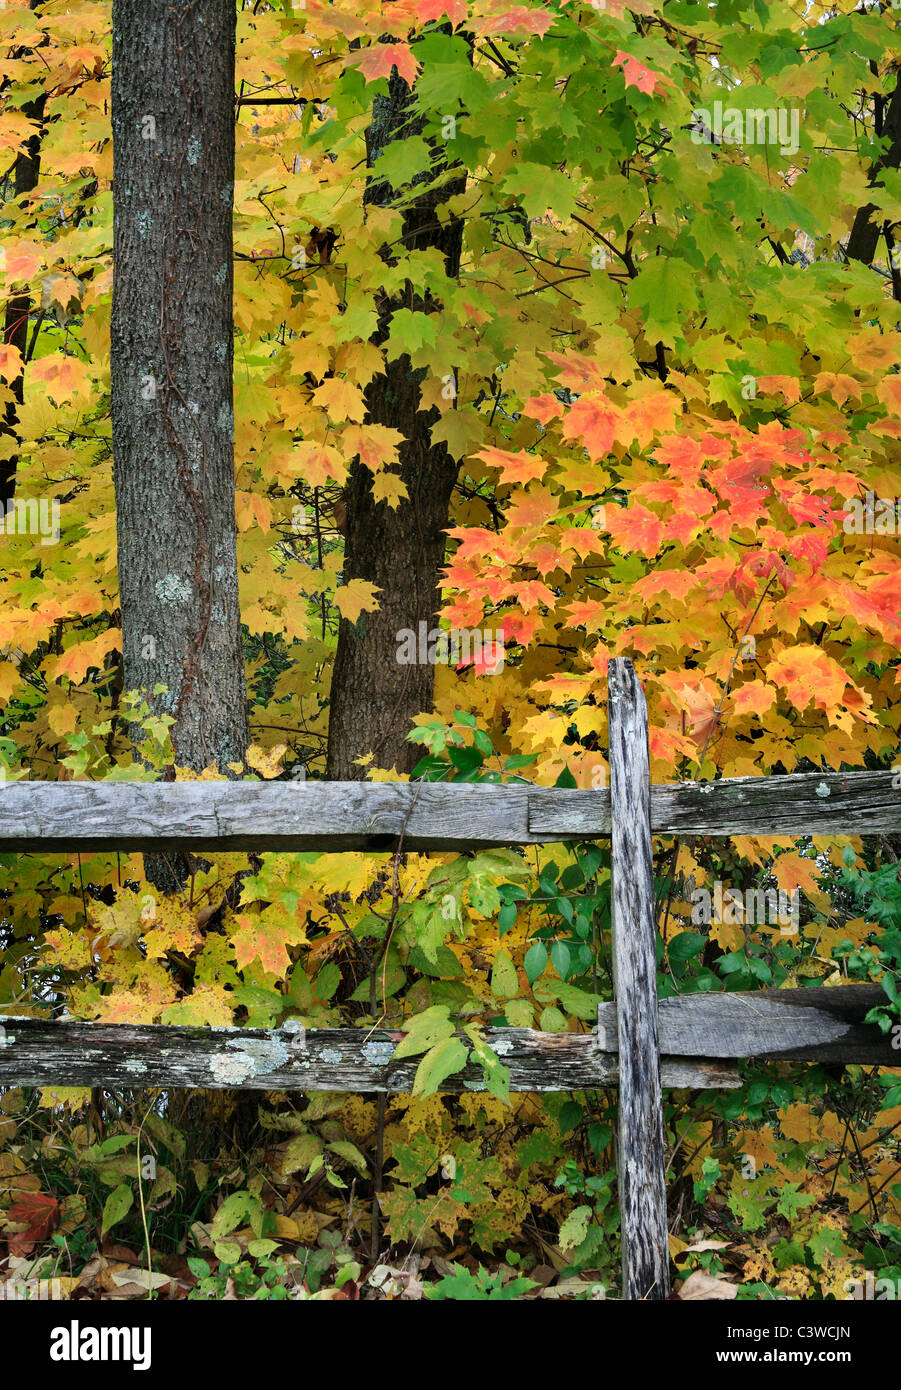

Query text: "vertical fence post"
[607, 657, 670, 1300]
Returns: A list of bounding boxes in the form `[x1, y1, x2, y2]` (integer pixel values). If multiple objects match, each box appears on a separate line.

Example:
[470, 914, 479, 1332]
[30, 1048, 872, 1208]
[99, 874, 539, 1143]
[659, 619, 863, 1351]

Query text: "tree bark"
[111, 0, 247, 770]
[846, 76, 901, 268]
[111, 0, 248, 887]
[326, 61, 465, 779]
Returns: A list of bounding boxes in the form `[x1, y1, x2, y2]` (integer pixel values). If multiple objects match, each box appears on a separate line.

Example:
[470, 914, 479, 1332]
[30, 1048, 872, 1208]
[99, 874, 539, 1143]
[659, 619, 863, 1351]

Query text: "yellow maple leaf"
[312, 376, 366, 422]
[334, 578, 380, 623]
[246, 742, 288, 779]
[372, 471, 408, 508]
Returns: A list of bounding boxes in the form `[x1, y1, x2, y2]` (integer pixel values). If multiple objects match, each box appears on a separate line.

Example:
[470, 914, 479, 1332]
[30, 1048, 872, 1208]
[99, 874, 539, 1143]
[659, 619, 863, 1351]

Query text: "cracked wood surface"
[0, 767, 896, 854]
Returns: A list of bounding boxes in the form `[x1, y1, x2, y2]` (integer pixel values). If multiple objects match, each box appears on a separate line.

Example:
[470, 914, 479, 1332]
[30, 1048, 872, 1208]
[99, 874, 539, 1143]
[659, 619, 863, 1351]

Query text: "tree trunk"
[111, 0, 247, 886]
[846, 77, 901, 268]
[1, 0, 47, 507]
[326, 62, 465, 780]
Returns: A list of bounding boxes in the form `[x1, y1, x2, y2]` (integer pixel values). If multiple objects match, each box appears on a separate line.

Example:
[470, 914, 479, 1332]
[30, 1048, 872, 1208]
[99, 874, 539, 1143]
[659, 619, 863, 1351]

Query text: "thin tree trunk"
[326, 62, 465, 779]
[846, 77, 901, 268]
[111, 0, 247, 886]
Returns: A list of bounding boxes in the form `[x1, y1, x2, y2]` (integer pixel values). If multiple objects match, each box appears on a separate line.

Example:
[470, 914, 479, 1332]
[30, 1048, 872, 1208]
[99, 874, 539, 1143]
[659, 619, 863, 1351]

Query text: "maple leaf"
[235, 491, 272, 532]
[611, 50, 668, 97]
[161, 983, 234, 1027]
[347, 42, 420, 87]
[47, 628, 120, 686]
[488, 7, 555, 35]
[232, 907, 308, 975]
[5, 1191, 60, 1256]
[311, 377, 366, 422]
[2, 242, 43, 282]
[0, 343, 23, 379]
[142, 897, 203, 961]
[731, 682, 776, 718]
[565, 598, 607, 632]
[773, 851, 821, 900]
[561, 393, 622, 459]
[342, 423, 403, 471]
[765, 646, 847, 714]
[474, 445, 546, 484]
[415, 0, 468, 24]
[756, 375, 800, 404]
[290, 441, 345, 488]
[459, 633, 505, 675]
[813, 372, 861, 407]
[522, 393, 564, 425]
[246, 742, 289, 778]
[334, 578, 381, 623]
[372, 472, 409, 508]
[605, 502, 664, 556]
[30, 352, 91, 404]
[847, 329, 897, 371]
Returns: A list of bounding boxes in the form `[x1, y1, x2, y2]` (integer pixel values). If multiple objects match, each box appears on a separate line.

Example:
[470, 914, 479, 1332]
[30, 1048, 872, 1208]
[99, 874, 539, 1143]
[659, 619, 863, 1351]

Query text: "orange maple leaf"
[731, 681, 777, 718]
[291, 441, 345, 488]
[561, 393, 622, 459]
[474, 445, 546, 484]
[30, 353, 91, 404]
[612, 50, 668, 96]
[232, 909, 307, 976]
[312, 377, 366, 422]
[765, 645, 847, 714]
[0, 343, 23, 379]
[605, 502, 663, 556]
[522, 393, 564, 425]
[348, 41, 420, 87]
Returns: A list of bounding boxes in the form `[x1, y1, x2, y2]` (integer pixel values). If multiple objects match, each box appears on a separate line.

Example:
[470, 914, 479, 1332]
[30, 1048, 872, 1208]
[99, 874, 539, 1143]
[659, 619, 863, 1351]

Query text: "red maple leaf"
[490, 7, 555, 36]
[5, 1191, 60, 1256]
[349, 42, 420, 87]
[612, 50, 667, 97]
[416, 0, 468, 24]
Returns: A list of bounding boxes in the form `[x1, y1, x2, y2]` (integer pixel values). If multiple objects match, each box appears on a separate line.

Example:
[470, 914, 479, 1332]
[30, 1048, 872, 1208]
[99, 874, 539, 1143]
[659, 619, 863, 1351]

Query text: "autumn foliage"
[0, 0, 900, 1301]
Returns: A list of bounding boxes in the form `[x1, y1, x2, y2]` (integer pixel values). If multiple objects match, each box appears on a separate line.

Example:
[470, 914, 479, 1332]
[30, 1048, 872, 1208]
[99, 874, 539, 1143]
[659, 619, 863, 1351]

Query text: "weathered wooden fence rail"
[0, 765, 895, 851]
[0, 659, 898, 1299]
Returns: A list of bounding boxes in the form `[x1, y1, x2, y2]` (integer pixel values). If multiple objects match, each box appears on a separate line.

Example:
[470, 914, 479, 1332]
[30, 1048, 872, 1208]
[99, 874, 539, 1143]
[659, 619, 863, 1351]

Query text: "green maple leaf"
[627, 256, 697, 347]
[384, 308, 437, 361]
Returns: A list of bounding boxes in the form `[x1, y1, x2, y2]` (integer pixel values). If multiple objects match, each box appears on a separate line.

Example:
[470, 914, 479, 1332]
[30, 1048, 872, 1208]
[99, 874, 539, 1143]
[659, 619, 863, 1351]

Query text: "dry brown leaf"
[677, 1270, 737, 1300]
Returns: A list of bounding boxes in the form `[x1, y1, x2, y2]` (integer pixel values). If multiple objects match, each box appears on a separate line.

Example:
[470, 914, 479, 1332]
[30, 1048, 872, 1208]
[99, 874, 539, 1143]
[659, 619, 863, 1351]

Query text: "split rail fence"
[0, 659, 898, 1299]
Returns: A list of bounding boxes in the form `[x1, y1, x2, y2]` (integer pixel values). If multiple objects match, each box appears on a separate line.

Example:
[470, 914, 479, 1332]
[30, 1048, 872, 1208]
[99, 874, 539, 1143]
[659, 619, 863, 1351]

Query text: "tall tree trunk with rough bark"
[111, 0, 247, 884]
[326, 62, 465, 780]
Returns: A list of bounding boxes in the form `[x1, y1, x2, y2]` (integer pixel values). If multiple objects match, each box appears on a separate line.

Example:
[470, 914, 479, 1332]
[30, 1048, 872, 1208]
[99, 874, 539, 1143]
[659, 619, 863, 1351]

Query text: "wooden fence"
[0, 659, 897, 1299]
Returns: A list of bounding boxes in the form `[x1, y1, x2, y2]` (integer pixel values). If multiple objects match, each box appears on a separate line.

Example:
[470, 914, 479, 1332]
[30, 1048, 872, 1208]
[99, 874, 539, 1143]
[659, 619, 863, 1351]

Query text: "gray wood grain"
[597, 982, 891, 1064]
[0, 983, 887, 1094]
[0, 767, 896, 854]
[531, 769, 900, 838]
[0, 1017, 739, 1092]
[608, 658, 670, 1302]
[0, 780, 534, 852]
